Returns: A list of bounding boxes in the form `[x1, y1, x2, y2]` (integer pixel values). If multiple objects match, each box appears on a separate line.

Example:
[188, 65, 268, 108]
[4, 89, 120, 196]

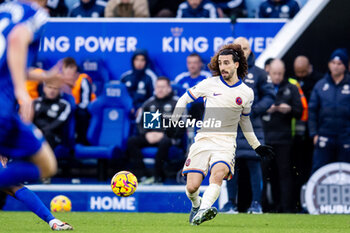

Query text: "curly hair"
[207, 44, 248, 80]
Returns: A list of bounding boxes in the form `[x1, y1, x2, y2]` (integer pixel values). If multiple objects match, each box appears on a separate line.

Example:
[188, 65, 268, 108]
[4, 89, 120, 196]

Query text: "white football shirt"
[186, 76, 254, 134]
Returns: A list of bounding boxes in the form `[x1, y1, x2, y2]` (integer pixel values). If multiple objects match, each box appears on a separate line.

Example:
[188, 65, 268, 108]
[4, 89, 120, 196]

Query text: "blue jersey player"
[0, 0, 72, 230]
[174, 53, 211, 95]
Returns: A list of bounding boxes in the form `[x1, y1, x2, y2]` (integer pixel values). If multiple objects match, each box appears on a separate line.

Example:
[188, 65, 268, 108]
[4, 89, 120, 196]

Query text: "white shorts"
[182, 133, 236, 180]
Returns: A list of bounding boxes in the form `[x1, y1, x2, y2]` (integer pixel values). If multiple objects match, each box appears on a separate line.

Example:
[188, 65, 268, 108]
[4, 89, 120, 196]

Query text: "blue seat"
[80, 59, 110, 96]
[75, 81, 132, 161]
[54, 93, 76, 159]
[142, 146, 186, 169]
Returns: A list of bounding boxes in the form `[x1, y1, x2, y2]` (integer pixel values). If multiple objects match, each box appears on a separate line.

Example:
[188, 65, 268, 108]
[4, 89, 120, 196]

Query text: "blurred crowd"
[0, 0, 307, 19]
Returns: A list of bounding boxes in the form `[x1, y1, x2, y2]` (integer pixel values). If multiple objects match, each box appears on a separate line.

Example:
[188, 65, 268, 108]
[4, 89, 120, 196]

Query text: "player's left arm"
[239, 100, 260, 150]
[239, 90, 274, 159]
[27, 63, 62, 82]
[7, 24, 34, 122]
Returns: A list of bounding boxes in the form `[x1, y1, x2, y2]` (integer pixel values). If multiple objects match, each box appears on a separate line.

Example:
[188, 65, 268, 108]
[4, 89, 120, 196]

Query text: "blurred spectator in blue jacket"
[120, 49, 158, 112]
[173, 53, 211, 136]
[69, 0, 106, 17]
[259, 0, 300, 18]
[308, 48, 350, 174]
[220, 37, 275, 214]
[176, 0, 217, 18]
[212, 0, 247, 19]
[174, 53, 211, 91]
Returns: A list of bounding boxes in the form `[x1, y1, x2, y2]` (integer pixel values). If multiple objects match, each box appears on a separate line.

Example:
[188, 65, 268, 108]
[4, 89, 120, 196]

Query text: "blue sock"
[15, 187, 55, 223]
[0, 161, 40, 188]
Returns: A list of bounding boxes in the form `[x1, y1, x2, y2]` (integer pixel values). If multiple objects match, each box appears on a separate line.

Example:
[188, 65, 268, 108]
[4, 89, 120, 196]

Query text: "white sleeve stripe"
[135, 107, 143, 123]
[227, 0, 243, 8]
[23, 9, 48, 34]
[174, 72, 190, 83]
[176, 3, 188, 18]
[78, 79, 90, 109]
[96, 0, 107, 7]
[145, 69, 157, 87]
[58, 99, 71, 121]
[72, 2, 80, 8]
[200, 70, 212, 78]
[204, 3, 217, 18]
[120, 70, 132, 80]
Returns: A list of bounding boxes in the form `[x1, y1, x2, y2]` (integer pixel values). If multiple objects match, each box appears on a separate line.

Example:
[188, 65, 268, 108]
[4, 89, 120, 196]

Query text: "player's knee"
[45, 159, 57, 178]
[44, 152, 57, 177]
[40, 160, 57, 178]
[210, 171, 226, 184]
[33, 144, 58, 178]
[186, 183, 200, 194]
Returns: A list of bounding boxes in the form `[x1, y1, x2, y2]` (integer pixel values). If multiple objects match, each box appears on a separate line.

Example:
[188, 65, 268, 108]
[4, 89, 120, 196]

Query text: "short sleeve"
[242, 89, 254, 116]
[186, 79, 209, 101]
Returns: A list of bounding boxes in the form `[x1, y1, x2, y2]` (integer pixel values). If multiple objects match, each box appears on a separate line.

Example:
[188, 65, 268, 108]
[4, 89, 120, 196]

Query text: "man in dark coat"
[308, 48, 350, 174]
[291, 55, 323, 211]
[262, 59, 302, 213]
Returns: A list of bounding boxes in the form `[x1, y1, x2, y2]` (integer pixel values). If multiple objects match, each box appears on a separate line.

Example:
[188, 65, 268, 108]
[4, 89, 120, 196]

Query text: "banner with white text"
[38, 19, 286, 80]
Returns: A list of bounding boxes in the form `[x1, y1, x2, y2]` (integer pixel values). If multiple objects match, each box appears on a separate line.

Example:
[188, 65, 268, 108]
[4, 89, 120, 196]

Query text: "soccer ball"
[50, 195, 72, 212]
[111, 171, 138, 197]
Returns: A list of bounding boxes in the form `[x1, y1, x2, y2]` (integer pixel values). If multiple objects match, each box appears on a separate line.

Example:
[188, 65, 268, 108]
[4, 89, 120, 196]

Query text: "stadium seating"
[74, 81, 133, 179]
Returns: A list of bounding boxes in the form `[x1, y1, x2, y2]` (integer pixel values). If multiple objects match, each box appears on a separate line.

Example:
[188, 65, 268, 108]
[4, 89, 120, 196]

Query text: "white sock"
[200, 183, 221, 209]
[186, 188, 201, 208]
[49, 219, 63, 228]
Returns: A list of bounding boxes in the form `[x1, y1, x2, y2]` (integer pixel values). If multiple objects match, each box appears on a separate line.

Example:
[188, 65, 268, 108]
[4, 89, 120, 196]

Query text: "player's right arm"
[7, 24, 34, 122]
[171, 93, 194, 122]
[171, 79, 208, 122]
[7, 7, 48, 122]
[27, 63, 62, 82]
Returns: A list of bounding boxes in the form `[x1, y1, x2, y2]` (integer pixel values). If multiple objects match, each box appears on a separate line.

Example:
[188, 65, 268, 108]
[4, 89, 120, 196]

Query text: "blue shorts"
[0, 113, 43, 159]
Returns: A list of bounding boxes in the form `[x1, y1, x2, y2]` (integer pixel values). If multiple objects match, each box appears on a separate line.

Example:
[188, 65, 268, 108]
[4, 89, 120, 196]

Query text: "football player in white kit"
[170, 44, 274, 225]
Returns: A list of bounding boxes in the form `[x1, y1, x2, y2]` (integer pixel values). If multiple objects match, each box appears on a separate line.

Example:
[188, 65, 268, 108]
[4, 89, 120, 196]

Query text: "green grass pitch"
[0, 212, 349, 233]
